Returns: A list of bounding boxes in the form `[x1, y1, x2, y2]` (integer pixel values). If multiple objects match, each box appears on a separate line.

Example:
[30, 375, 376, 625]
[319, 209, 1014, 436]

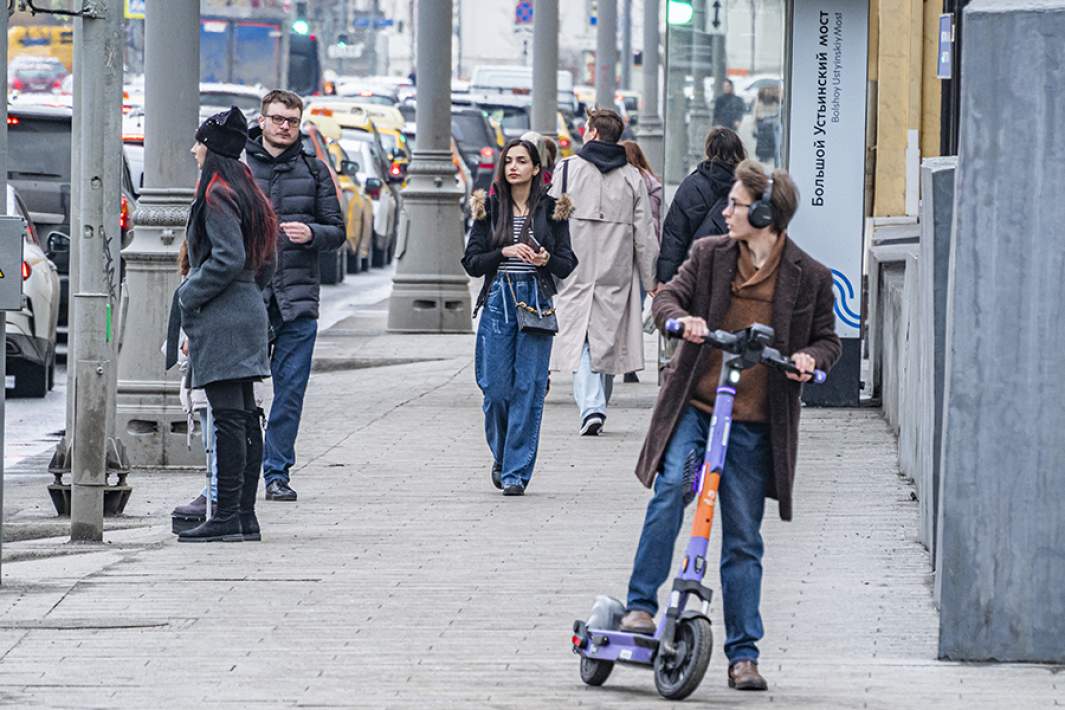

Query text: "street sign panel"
[937, 14, 954, 79]
[124, 0, 145, 19]
[515, 0, 534, 25]
[0, 218, 25, 311]
[706, 0, 727, 35]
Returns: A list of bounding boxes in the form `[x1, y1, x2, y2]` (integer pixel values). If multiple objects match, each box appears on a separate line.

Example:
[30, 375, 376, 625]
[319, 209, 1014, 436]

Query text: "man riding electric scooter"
[621, 161, 841, 691]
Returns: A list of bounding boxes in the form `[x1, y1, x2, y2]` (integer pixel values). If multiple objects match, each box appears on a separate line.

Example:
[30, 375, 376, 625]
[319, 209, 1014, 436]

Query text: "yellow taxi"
[556, 112, 577, 158]
[301, 113, 375, 274]
[307, 100, 411, 183]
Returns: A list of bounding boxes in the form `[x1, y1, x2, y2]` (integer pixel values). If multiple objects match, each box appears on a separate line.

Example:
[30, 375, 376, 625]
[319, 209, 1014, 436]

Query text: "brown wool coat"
[635, 235, 842, 521]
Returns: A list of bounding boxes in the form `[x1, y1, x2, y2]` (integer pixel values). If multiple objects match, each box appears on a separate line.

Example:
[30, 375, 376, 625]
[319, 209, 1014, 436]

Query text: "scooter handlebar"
[663, 318, 827, 384]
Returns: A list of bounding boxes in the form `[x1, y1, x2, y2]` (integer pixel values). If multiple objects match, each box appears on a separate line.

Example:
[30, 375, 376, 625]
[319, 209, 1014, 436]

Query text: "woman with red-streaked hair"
[168, 106, 277, 543]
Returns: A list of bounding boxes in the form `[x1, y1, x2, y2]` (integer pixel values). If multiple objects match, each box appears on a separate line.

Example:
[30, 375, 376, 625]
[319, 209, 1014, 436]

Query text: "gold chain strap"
[504, 272, 554, 317]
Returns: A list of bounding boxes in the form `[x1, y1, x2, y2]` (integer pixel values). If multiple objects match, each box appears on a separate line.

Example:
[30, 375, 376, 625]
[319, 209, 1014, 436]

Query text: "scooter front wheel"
[653, 617, 712, 700]
[579, 655, 614, 686]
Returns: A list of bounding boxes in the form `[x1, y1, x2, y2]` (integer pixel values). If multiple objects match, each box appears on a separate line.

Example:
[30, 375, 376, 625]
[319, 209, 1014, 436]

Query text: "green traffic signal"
[667, 0, 694, 25]
[292, 18, 310, 35]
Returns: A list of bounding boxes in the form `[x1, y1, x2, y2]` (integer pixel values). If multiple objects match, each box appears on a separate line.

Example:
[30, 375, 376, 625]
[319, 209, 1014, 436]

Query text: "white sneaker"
[580, 414, 605, 436]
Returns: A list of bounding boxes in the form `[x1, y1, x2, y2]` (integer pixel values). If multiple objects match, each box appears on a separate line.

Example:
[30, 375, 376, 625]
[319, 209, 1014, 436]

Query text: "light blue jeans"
[573, 340, 613, 422]
[198, 408, 217, 502]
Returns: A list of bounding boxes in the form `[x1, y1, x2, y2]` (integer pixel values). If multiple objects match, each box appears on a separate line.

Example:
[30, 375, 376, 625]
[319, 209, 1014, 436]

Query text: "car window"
[200, 91, 261, 113]
[451, 113, 492, 149]
[480, 106, 529, 133]
[8, 117, 71, 180]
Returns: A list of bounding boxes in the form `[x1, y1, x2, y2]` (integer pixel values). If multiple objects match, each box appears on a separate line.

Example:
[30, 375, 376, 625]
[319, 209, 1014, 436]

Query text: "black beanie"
[195, 106, 248, 159]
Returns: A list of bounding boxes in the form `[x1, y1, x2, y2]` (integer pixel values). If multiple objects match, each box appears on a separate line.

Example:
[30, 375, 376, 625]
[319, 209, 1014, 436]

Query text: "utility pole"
[636, 0, 665, 175]
[595, 0, 618, 107]
[70, 0, 124, 542]
[532, 0, 559, 137]
[0, 0, 7, 573]
[386, 0, 471, 333]
[116, 0, 201, 468]
[367, 0, 379, 76]
[686, 0, 711, 169]
[620, 0, 633, 90]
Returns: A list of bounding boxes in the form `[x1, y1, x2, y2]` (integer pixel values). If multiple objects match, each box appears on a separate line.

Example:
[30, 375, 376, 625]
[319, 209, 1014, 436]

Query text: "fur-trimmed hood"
[469, 189, 573, 222]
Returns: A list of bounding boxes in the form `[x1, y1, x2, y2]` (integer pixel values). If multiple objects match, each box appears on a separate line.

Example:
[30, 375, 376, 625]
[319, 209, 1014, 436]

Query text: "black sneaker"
[502, 484, 524, 496]
[580, 414, 605, 436]
[491, 462, 503, 490]
[265, 480, 298, 501]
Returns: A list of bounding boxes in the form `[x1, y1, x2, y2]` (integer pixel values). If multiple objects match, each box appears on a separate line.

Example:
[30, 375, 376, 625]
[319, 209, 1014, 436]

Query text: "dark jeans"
[626, 405, 772, 664]
[475, 274, 553, 488]
[263, 315, 318, 485]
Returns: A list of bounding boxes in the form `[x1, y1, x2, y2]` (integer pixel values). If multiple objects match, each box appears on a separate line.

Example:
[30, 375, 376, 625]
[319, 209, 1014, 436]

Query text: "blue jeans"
[475, 274, 553, 488]
[263, 315, 318, 485]
[626, 405, 772, 664]
[573, 340, 614, 422]
[199, 408, 217, 502]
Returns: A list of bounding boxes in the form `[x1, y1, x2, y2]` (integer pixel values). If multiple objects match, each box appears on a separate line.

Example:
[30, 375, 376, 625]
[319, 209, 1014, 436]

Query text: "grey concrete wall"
[921, 158, 956, 577]
[937, 0, 1065, 662]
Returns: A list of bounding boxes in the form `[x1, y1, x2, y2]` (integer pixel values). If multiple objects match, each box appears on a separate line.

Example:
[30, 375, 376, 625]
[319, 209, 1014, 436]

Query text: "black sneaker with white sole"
[580, 414, 605, 436]
[491, 462, 503, 490]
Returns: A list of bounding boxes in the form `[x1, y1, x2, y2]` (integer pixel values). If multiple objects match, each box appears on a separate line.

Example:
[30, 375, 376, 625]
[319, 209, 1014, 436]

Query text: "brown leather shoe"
[619, 610, 656, 635]
[728, 660, 768, 691]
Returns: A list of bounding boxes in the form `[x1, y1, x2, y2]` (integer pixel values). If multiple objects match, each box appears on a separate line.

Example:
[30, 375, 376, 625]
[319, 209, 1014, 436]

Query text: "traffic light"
[667, 0, 694, 25]
[293, 1, 310, 34]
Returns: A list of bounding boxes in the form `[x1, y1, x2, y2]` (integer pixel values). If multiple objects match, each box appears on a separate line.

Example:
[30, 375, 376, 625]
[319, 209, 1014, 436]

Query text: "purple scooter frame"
[572, 320, 826, 700]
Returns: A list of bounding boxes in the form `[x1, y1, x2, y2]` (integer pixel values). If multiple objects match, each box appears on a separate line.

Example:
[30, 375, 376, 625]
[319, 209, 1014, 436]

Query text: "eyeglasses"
[727, 198, 753, 210]
[264, 114, 301, 129]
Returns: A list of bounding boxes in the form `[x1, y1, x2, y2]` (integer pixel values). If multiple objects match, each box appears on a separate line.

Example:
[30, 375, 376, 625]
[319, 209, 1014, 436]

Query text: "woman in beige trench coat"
[547, 110, 658, 435]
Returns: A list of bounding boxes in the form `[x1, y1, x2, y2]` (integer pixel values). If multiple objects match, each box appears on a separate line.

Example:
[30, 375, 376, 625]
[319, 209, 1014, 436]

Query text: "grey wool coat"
[177, 181, 272, 389]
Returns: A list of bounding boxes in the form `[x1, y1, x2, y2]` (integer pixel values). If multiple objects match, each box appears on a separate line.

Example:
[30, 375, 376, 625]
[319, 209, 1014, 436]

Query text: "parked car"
[7, 104, 137, 356]
[453, 93, 531, 141]
[299, 121, 349, 285]
[199, 82, 265, 122]
[8, 55, 68, 94]
[450, 106, 498, 192]
[5, 185, 61, 398]
[338, 130, 399, 268]
[302, 114, 375, 275]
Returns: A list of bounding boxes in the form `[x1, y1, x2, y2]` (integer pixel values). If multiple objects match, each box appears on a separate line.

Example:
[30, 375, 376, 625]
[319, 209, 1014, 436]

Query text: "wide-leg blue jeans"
[474, 274, 553, 489]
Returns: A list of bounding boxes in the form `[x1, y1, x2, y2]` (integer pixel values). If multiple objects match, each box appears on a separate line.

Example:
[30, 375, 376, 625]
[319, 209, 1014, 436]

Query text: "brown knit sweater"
[690, 235, 786, 421]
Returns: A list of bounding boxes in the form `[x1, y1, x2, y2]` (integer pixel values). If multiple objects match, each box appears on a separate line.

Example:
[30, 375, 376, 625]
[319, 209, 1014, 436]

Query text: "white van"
[470, 65, 577, 116]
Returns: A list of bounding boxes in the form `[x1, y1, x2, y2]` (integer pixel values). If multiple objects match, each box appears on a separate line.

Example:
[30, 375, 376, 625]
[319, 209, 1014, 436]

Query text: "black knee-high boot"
[179, 407, 246, 543]
[239, 408, 264, 541]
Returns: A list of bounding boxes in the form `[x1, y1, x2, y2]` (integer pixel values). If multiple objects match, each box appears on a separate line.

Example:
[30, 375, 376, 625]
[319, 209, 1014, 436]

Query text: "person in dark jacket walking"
[172, 107, 278, 543]
[619, 162, 841, 692]
[657, 127, 746, 284]
[245, 89, 345, 502]
[462, 139, 578, 495]
[712, 78, 747, 131]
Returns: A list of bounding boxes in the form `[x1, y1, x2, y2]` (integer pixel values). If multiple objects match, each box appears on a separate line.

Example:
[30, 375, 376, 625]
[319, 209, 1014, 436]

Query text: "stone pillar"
[532, 0, 559, 137]
[686, 0, 711, 168]
[664, 26, 690, 185]
[936, 0, 1065, 663]
[620, 0, 633, 90]
[387, 0, 470, 333]
[116, 0, 201, 467]
[595, 0, 618, 108]
[636, 0, 665, 175]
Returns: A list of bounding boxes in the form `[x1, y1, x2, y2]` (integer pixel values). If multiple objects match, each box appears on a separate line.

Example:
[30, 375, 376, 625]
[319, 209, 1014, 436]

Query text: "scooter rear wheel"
[653, 617, 712, 700]
[579, 656, 614, 686]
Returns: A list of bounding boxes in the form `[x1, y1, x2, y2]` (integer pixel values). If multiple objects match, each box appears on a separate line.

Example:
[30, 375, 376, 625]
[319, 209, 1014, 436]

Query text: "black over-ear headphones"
[747, 177, 774, 229]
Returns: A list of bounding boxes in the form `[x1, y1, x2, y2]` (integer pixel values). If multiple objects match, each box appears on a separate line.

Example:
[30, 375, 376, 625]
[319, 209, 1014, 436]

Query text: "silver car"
[6, 185, 61, 397]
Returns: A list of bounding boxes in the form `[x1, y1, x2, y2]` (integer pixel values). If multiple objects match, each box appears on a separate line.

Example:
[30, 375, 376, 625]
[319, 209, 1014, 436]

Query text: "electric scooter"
[571, 319, 827, 701]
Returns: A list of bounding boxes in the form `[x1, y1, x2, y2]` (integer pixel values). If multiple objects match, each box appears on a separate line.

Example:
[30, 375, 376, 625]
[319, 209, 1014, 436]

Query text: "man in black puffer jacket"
[657, 127, 747, 284]
[245, 89, 344, 502]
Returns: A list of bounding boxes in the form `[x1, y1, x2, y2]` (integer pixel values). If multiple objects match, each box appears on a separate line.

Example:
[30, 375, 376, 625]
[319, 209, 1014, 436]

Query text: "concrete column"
[532, 0, 559, 137]
[116, 0, 201, 467]
[387, 0, 471, 333]
[636, 0, 665, 175]
[664, 27, 690, 185]
[70, 0, 124, 542]
[595, 0, 618, 107]
[936, 1, 1065, 663]
[686, 0, 711, 168]
[620, 0, 633, 89]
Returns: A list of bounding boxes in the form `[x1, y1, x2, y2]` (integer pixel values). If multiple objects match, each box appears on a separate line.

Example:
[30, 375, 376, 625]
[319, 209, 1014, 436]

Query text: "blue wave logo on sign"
[831, 269, 861, 329]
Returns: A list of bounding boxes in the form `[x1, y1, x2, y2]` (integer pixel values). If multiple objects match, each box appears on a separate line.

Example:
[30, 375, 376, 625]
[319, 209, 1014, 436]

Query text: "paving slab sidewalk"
[0, 308, 1060, 708]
